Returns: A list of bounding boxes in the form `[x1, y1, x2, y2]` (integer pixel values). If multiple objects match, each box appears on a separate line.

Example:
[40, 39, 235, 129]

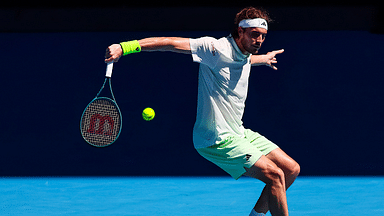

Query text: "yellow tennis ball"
[142, 107, 155, 121]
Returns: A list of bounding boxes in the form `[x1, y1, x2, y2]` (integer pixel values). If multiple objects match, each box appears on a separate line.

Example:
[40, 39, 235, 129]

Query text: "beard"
[245, 45, 259, 55]
[241, 39, 260, 55]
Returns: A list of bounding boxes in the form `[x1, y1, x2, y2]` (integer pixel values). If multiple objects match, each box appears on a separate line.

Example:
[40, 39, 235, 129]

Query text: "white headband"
[239, 18, 268, 30]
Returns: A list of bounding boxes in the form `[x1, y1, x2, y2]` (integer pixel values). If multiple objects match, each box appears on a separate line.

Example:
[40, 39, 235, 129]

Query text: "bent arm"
[105, 37, 191, 63]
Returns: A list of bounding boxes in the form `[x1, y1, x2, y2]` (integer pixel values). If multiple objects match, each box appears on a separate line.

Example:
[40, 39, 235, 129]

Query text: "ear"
[237, 27, 244, 36]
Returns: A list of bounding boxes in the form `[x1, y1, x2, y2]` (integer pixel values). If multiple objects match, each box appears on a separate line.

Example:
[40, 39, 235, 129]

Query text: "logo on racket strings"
[87, 114, 114, 136]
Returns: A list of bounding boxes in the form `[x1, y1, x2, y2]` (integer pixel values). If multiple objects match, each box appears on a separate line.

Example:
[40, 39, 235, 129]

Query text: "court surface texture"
[1, 176, 383, 215]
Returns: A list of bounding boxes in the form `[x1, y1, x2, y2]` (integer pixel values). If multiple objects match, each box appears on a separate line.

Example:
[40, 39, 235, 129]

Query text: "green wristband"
[120, 40, 141, 56]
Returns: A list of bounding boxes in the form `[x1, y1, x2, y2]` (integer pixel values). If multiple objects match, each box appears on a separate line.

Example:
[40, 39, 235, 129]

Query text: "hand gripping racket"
[80, 63, 122, 147]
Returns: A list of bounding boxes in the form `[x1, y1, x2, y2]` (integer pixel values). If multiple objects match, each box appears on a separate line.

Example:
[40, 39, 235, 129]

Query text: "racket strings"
[81, 98, 121, 147]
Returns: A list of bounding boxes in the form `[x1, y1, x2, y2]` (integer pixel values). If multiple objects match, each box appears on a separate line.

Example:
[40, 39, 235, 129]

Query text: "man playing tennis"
[105, 7, 300, 216]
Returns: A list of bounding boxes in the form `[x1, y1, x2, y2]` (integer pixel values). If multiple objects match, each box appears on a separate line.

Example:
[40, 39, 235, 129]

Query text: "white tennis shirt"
[190, 35, 252, 149]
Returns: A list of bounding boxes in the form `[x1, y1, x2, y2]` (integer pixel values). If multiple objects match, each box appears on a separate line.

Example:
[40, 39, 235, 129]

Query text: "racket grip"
[106, 62, 114, 78]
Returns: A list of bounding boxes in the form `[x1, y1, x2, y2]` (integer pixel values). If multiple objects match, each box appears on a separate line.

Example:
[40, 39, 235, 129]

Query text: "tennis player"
[105, 7, 300, 216]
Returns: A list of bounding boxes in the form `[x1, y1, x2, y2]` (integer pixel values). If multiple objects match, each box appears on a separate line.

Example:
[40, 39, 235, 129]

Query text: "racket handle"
[106, 62, 114, 78]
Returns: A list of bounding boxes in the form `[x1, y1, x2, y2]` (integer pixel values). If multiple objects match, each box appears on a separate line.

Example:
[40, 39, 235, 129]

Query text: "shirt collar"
[228, 34, 250, 60]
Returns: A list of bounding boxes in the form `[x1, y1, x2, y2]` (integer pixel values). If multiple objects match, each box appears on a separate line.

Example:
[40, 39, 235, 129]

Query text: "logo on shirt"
[245, 154, 252, 161]
[211, 42, 216, 56]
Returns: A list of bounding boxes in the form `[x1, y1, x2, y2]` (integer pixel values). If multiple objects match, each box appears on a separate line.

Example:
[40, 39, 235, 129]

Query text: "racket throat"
[95, 78, 117, 102]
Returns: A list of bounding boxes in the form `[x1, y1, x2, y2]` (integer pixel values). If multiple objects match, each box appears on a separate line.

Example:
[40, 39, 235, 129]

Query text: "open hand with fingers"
[265, 49, 284, 70]
[251, 49, 284, 70]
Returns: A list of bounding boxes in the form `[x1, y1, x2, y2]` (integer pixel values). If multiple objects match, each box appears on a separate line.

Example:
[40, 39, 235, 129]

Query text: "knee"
[264, 165, 285, 187]
[290, 162, 301, 177]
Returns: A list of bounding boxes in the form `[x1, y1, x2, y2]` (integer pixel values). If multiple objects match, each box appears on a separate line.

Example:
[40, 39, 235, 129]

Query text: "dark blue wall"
[0, 31, 383, 176]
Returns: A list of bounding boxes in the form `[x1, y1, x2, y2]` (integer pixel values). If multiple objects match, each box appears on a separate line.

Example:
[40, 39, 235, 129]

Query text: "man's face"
[238, 27, 267, 55]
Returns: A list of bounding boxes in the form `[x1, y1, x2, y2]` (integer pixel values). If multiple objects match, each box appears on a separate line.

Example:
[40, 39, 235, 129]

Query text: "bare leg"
[247, 148, 300, 214]
[244, 155, 289, 216]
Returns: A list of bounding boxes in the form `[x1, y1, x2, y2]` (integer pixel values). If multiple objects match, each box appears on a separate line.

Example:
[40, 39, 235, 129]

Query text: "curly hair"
[231, 7, 272, 38]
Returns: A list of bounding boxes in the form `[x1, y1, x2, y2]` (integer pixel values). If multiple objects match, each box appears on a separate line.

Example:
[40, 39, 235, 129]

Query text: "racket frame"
[80, 63, 122, 147]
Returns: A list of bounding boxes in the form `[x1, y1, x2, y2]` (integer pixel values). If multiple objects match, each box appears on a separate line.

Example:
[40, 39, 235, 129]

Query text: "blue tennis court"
[1, 176, 383, 215]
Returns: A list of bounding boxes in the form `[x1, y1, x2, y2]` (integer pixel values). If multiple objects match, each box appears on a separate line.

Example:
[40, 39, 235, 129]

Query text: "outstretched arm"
[105, 37, 191, 63]
[251, 49, 284, 70]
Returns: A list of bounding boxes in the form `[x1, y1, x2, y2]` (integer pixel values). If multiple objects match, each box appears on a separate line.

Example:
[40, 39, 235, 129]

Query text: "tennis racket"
[80, 62, 122, 147]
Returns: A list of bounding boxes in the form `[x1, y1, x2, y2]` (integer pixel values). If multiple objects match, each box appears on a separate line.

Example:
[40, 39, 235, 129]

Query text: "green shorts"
[196, 129, 279, 180]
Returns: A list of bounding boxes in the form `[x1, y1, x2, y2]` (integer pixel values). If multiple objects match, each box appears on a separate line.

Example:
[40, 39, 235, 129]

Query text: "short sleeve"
[189, 37, 219, 69]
